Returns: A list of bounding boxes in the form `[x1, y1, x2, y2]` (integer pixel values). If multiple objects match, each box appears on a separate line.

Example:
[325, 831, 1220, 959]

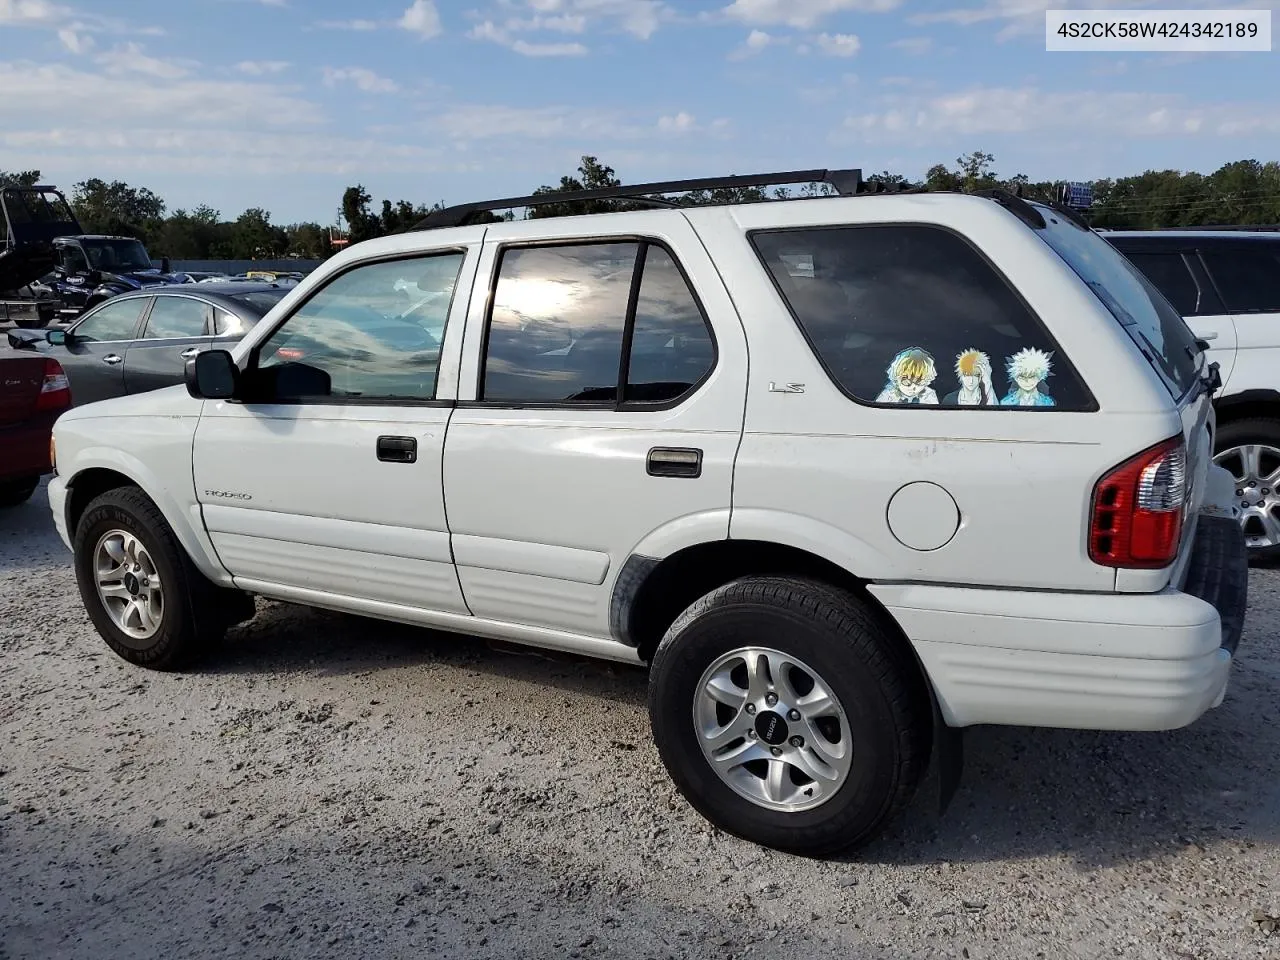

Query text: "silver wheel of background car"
[693, 646, 852, 813]
[94, 529, 164, 641]
[1214, 444, 1280, 549]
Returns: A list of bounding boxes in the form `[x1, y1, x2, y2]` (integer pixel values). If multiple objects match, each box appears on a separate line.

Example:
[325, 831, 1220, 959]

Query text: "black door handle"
[377, 436, 417, 463]
[647, 447, 702, 479]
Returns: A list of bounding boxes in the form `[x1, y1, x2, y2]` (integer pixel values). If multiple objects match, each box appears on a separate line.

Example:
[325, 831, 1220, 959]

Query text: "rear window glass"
[1037, 215, 1200, 401]
[750, 225, 1093, 410]
[1119, 251, 1202, 317]
[1201, 244, 1280, 313]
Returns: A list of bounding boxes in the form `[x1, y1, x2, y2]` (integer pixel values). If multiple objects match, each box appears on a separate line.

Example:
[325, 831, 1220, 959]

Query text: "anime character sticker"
[942, 348, 997, 406]
[1000, 347, 1056, 407]
[876, 347, 939, 404]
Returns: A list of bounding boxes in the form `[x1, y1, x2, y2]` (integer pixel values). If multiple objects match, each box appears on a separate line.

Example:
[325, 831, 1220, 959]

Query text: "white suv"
[1104, 230, 1280, 559]
[46, 170, 1249, 856]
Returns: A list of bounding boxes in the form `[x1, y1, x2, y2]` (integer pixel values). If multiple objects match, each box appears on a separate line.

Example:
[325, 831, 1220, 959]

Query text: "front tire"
[648, 576, 930, 857]
[73, 486, 233, 670]
[0, 476, 39, 507]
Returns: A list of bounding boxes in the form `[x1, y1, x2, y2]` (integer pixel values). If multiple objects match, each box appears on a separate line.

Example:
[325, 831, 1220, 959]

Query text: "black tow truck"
[1, 184, 186, 329]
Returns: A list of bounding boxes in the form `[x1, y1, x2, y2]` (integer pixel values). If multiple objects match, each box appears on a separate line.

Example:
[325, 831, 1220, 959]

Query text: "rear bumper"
[0, 414, 55, 483]
[869, 518, 1247, 732]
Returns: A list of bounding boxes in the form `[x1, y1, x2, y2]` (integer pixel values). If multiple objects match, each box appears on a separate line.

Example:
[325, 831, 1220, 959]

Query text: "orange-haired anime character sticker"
[876, 347, 939, 404]
[943, 348, 997, 406]
[1000, 347, 1055, 407]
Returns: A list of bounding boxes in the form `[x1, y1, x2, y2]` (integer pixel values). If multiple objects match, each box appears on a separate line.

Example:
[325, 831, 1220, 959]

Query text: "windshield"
[1035, 209, 1200, 401]
[81, 238, 153, 273]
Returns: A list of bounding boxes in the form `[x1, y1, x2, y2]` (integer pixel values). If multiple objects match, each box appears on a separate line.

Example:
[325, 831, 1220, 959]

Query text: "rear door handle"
[647, 447, 702, 479]
[102, 354, 122, 365]
[377, 435, 417, 464]
[180, 347, 201, 359]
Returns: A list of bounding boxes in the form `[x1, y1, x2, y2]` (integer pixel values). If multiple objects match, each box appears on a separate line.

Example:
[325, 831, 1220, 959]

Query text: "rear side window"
[480, 241, 715, 405]
[751, 225, 1092, 410]
[1201, 244, 1280, 313]
[1038, 216, 1200, 401]
[1120, 252, 1201, 317]
[142, 297, 209, 339]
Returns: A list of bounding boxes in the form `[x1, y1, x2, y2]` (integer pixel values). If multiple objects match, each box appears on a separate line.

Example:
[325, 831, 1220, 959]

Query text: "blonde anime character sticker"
[1000, 347, 1055, 407]
[942, 348, 997, 406]
[876, 347, 939, 404]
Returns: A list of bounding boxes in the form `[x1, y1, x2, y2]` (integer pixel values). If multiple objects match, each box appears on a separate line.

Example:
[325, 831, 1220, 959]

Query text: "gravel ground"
[2, 478, 1279, 960]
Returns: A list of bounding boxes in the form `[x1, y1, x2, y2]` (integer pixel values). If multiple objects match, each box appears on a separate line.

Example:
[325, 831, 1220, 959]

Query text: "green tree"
[230, 207, 288, 259]
[528, 155, 628, 218]
[0, 169, 42, 188]
[71, 178, 166, 240]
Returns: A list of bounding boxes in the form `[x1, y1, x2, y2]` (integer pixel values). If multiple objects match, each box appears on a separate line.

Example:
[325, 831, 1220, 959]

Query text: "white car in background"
[1105, 230, 1280, 558]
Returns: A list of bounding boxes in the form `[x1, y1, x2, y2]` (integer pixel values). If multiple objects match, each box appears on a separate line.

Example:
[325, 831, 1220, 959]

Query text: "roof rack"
[412, 168, 865, 230]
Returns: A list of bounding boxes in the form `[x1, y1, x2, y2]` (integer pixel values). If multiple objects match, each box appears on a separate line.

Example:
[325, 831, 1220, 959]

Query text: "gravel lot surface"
[2, 478, 1279, 960]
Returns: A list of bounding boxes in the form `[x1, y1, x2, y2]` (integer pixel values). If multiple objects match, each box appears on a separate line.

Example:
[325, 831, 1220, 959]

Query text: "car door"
[1196, 239, 1280, 393]
[442, 214, 748, 639]
[191, 242, 483, 615]
[57, 296, 149, 406]
[1112, 243, 1239, 386]
[122, 294, 215, 395]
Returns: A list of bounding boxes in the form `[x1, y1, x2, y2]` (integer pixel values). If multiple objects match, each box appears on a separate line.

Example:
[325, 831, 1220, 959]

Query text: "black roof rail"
[412, 168, 864, 230]
[974, 188, 1046, 230]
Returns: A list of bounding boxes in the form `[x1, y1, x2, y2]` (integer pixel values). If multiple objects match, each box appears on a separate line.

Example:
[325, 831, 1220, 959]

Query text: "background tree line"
[5, 152, 1280, 262]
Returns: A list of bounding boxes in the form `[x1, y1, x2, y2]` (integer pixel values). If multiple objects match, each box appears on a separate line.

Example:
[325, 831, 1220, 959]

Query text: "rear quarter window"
[750, 224, 1094, 410]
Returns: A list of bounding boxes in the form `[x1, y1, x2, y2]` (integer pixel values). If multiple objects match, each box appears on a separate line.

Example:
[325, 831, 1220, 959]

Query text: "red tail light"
[1089, 435, 1187, 568]
[34, 358, 71, 412]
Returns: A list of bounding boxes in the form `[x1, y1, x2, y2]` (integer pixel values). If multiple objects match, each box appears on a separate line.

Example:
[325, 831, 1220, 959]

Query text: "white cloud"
[728, 28, 777, 58]
[0, 0, 64, 25]
[398, 0, 442, 39]
[0, 59, 324, 128]
[840, 85, 1280, 144]
[816, 32, 860, 56]
[322, 67, 400, 93]
[57, 26, 93, 53]
[469, 20, 588, 55]
[722, 0, 898, 28]
[235, 60, 290, 76]
[314, 18, 379, 30]
[472, 0, 671, 40]
[95, 43, 190, 80]
[890, 36, 933, 55]
[658, 111, 697, 132]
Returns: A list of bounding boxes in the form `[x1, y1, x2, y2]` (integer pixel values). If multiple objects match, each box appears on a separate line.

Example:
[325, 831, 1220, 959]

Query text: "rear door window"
[1200, 243, 1280, 313]
[1120, 251, 1202, 317]
[750, 224, 1092, 409]
[1037, 215, 1200, 401]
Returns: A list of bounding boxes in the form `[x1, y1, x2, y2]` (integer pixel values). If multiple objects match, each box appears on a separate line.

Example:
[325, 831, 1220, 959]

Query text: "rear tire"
[73, 486, 240, 670]
[14, 314, 49, 329]
[0, 476, 39, 508]
[1213, 418, 1280, 561]
[647, 576, 930, 857]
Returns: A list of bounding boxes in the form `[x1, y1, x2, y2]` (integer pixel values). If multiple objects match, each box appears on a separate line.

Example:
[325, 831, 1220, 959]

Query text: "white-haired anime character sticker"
[943, 348, 997, 406]
[1000, 347, 1055, 407]
[876, 347, 939, 404]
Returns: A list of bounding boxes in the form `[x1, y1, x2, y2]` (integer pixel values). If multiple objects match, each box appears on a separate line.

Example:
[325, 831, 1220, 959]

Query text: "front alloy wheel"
[93, 529, 165, 643]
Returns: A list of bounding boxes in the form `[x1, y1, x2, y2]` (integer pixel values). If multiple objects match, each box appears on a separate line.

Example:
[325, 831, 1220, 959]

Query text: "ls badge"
[768, 382, 806, 394]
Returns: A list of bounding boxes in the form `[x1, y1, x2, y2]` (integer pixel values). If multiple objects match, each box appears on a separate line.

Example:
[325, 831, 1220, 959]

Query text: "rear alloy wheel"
[648, 576, 930, 857]
[1213, 418, 1280, 560]
[0, 476, 39, 508]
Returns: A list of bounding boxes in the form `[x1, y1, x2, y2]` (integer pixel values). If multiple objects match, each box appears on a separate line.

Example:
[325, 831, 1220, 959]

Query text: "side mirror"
[86, 269, 103, 285]
[161, 256, 171, 273]
[185, 349, 239, 400]
[46, 329, 67, 346]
